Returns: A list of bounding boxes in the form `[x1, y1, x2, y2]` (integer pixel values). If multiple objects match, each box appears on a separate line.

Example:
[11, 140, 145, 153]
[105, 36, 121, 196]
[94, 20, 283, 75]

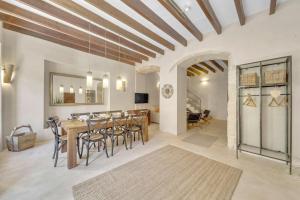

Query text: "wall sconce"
[116, 76, 123, 91]
[69, 85, 74, 93]
[116, 76, 126, 91]
[79, 86, 83, 94]
[86, 70, 93, 89]
[201, 77, 209, 85]
[103, 74, 109, 88]
[1, 64, 14, 84]
[59, 85, 64, 94]
[156, 81, 160, 88]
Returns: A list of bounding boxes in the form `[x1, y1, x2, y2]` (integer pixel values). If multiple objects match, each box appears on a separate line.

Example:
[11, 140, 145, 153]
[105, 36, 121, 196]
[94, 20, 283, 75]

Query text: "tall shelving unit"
[236, 56, 292, 174]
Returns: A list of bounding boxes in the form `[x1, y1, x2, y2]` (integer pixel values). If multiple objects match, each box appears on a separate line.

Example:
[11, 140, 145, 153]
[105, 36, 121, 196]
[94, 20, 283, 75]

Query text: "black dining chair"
[47, 117, 68, 167]
[70, 112, 91, 155]
[80, 118, 109, 166]
[107, 116, 128, 156]
[187, 113, 202, 127]
[127, 114, 145, 149]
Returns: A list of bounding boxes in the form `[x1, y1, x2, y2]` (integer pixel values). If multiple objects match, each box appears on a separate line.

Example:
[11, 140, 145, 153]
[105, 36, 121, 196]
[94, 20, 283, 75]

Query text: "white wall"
[139, 0, 300, 161]
[1, 29, 135, 144]
[135, 72, 159, 109]
[188, 66, 228, 120]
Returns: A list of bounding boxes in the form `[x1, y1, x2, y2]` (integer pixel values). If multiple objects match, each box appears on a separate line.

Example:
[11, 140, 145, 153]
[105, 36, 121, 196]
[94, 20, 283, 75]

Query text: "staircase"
[187, 89, 202, 113]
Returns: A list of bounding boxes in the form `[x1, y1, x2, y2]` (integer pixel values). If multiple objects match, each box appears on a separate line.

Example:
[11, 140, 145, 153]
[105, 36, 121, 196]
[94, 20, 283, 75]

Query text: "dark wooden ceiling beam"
[196, 0, 222, 34]
[0, 13, 138, 65]
[209, 60, 224, 72]
[188, 67, 202, 76]
[3, 23, 135, 65]
[192, 65, 209, 74]
[198, 63, 216, 73]
[86, 0, 175, 50]
[18, 0, 156, 58]
[270, 0, 277, 15]
[50, 0, 164, 55]
[187, 71, 195, 77]
[158, 0, 203, 41]
[121, 0, 187, 46]
[234, 0, 245, 25]
[0, 1, 147, 62]
[222, 60, 228, 66]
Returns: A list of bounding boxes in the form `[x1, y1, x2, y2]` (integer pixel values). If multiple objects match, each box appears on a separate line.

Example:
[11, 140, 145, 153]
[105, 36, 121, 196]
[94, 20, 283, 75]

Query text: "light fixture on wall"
[103, 74, 109, 88]
[69, 85, 74, 93]
[116, 76, 123, 91]
[1, 64, 14, 84]
[201, 77, 209, 85]
[59, 85, 64, 94]
[156, 81, 160, 88]
[79, 86, 83, 94]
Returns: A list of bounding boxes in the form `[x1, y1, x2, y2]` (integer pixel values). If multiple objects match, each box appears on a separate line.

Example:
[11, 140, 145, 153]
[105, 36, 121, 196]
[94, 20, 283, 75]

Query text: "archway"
[171, 51, 236, 149]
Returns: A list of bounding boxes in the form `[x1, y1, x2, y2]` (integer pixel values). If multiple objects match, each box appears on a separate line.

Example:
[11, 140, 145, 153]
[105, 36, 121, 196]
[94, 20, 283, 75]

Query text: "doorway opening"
[185, 59, 228, 146]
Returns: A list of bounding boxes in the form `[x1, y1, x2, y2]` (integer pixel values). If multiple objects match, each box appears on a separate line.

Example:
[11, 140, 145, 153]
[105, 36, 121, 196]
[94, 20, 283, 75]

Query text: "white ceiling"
[3, 0, 288, 60]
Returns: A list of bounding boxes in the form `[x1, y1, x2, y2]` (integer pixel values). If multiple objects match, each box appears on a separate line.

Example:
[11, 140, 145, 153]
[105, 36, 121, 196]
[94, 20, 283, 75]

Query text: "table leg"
[67, 129, 78, 169]
[143, 117, 149, 142]
[61, 128, 67, 153]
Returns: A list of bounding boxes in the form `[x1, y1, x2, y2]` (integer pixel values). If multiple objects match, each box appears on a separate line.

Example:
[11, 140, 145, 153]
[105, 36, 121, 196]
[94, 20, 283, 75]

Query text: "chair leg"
[97, 141, 100, 152]
[116, 136, 119, 146]
[52, 141, 57, 159]
[123, 134, 128, 150]
[54, 142, 59, 167]
[104, 139, 109, 158]
[111, 137, 114, 156]
[76, 137, 81, 158]
[140, 130, 144, 145]
[86, 142, 90, 166]
[79, 141, 84, 159]
[130, 133, 133, 149]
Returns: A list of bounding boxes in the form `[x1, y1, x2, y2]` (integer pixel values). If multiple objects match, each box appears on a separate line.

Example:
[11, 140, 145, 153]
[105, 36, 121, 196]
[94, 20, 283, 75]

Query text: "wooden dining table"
[60, 117, 149, 169]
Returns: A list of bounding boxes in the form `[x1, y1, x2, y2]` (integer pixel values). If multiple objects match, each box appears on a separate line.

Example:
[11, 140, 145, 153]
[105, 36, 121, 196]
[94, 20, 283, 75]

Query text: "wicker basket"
[240, 73, 258, 86]
[263, 69, 286, 84]
[6, 125, 37, 152]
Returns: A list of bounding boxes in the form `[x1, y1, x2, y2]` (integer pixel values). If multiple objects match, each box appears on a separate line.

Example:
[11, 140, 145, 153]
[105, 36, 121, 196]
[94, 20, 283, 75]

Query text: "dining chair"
[47, 117, 68, 167]
[127, 115, 145, 149]
[107, 116, 128, 156]
[80, 118, 109, 166]
[70, 112, 91, 155]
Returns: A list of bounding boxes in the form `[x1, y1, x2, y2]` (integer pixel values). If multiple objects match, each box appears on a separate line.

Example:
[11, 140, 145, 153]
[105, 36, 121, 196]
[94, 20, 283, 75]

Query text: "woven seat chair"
[48, 117, 80, 167]
[80, 118, 109, 166]
[107, 116, 128, 156]
[127, 115, 145, 149]
[70, 112, 91, 156]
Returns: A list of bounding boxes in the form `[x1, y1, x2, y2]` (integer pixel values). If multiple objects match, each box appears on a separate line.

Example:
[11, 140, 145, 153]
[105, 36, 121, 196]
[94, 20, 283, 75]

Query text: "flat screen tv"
[135, 93, 149, 104]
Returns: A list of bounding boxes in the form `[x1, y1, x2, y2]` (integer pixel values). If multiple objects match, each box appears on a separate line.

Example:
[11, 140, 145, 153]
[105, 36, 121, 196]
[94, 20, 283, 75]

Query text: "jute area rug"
[73, 145, 242, 200]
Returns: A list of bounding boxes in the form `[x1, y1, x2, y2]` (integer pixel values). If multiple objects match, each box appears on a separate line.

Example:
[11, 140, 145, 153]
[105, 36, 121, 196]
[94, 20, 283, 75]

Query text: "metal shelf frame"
[236, 56, 292, 174]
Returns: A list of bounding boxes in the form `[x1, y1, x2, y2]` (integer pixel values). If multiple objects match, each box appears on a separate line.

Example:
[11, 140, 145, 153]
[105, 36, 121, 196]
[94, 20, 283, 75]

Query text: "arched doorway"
[171, 51, 236, 148]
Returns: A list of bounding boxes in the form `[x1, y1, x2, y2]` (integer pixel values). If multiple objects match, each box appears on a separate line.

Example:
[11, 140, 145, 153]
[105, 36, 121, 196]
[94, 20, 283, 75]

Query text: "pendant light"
[86, 23, 93, 90]
[79, 86, 83, 94]
[69, 85, 74, 93]
[103, 74, 109, 88]
[116, 76, 123, 91]
[59, 85, 64, 94]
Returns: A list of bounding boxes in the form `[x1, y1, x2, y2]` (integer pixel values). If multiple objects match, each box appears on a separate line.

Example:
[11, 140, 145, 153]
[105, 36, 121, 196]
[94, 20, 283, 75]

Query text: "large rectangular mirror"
[50, 72, 104, 106]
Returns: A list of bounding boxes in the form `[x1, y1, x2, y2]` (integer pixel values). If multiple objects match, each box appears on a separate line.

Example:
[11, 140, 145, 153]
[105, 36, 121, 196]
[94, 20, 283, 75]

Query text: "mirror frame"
[49, 72, 104, 106]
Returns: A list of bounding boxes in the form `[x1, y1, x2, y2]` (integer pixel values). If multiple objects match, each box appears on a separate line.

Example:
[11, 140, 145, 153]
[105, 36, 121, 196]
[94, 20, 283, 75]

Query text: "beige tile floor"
[0, 120, 300, 200]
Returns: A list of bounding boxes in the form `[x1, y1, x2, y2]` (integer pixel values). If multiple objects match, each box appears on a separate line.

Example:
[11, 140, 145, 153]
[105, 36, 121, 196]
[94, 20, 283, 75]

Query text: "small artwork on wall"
[161, 84, 174, 99]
